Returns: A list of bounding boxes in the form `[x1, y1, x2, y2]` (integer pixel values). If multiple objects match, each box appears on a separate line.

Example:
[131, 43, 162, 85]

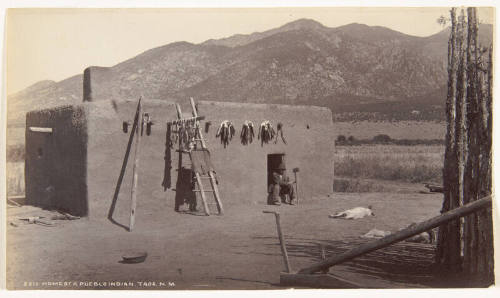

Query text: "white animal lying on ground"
[360, 224, 436, 244]
[329, 206, 374, 220]
[405, 232, 433, 244]
[404, 223, 436, 244]
[361, 228, 391, 238]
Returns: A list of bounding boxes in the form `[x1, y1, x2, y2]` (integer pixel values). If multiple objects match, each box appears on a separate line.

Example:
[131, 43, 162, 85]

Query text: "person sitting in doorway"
[269, 162, 296, 205]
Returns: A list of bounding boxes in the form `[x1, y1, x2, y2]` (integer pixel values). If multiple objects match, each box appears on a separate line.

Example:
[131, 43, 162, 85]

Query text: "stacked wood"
[437, 7, 494, 286]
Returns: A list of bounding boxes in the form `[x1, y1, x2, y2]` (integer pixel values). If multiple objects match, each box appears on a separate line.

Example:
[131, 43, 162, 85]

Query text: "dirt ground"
[6, 184, 444, 290]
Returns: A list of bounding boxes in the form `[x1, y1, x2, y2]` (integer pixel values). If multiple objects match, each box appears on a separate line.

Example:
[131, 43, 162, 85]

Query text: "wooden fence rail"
[298, 195, 492, 274]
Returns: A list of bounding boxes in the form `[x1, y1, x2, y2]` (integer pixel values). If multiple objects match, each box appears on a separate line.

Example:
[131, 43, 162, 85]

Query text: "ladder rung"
[193, 189, 215, 192]
[197, 176, 211, 179]
[175, 150, 191, 153]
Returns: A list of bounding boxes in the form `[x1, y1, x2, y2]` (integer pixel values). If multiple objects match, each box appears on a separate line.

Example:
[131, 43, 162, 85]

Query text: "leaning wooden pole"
[298, 196, 492, 274]
[294, 171, 299, 205]
[129, 97, 143, 232]
[108, 97, 143, 220]
[263, 211, 292, 273]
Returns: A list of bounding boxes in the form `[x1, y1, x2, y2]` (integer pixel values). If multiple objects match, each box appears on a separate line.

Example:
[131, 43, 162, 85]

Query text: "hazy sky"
[6, 7, 494, 94]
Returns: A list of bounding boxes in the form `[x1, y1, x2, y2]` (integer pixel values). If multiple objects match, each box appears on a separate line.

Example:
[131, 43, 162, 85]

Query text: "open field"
[334, 145, 444, 188]
[7, 191, 444, 289]
[334, 121, 446, 140]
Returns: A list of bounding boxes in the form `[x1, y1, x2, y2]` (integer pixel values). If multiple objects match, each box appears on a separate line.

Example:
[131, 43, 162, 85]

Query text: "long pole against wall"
[129, 97, 143, 231]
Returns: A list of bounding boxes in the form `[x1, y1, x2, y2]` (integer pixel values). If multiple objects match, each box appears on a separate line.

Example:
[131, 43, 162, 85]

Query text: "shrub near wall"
[7, 162, 25, 196]
[6, 144, 25, 162]
[6, 144, 26, 196]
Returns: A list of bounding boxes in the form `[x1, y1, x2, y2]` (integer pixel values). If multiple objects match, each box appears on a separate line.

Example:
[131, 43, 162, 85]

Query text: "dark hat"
[276, 161, 286, 170]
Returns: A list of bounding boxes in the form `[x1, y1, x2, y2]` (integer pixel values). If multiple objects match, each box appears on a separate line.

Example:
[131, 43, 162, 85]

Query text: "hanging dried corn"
[177, 119, 197, 151]
[258, 120, 276, 146]
[170, 123, 179, 145]
[240, 120, 255, 145]
[216, 120, 235, 148]
[162, 123, 173, 190]
[274, 122, 287, 144]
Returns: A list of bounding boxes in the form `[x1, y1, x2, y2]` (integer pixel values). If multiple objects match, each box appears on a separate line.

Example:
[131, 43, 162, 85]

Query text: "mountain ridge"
[7, 19, 493, 128]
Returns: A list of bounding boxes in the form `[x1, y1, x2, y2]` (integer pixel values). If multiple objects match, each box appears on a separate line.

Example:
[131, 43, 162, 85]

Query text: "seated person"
[269, 162, 296, 205]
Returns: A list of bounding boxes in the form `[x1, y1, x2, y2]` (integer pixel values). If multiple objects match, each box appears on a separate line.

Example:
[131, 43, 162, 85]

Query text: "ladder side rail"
[188, 97, 224, 216]
[208, 172, 224, 215]
[195, 172, 211, 216]
[189, 97, 207, 149]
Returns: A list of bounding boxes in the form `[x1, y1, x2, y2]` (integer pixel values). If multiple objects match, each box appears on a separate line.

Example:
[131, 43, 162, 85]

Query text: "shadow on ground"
[251, 235, 446, 288]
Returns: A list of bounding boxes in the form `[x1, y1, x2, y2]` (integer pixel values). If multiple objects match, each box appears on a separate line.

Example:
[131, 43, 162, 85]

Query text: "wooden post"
[437, 7, 494, 283]
[463, 7, 480, 274]
[129, 97, 143, 232]
[294, 172, 299, 205]
[299, 196, 492, 274]
[108, 97, 143, 222]
[29, 127, 53, 133]
[175, 103, 184, 211]
[438, 7, 458, 268]
[263, 211, 292, 273]
[319, 244, 328, 274]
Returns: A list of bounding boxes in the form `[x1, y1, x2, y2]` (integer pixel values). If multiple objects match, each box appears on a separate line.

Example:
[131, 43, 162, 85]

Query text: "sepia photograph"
[1, 1, 498, 292]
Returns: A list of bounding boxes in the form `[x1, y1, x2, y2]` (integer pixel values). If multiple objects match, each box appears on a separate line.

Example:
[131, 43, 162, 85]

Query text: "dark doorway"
[267, 153, 286, 189]
[175, 167, 197, 212]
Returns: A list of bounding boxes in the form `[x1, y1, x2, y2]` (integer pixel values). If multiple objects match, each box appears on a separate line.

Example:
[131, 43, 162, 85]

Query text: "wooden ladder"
[172, 98, 224, 216]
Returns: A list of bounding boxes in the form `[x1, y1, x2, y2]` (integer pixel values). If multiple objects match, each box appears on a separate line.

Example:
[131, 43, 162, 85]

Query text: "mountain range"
[7, 18, 493, 128]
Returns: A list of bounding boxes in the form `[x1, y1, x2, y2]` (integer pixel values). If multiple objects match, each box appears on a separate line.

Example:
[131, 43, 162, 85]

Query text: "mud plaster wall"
[26, 99, 334, 223]
[83, 66, 113, 102]
[25, 106, 88, 216]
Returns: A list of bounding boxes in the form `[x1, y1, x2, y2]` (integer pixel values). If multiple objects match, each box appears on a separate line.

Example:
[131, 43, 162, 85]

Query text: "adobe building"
[25, 67, 335, 222]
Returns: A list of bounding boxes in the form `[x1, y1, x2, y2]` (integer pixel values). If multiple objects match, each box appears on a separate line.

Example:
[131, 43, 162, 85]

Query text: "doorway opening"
[267, 153, 286, 193]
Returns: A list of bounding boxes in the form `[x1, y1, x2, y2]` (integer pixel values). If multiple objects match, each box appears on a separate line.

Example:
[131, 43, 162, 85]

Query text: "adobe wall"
[83, 66, 113, 102]
[25, 106, 88, 215]
[25, 99, 334, 224]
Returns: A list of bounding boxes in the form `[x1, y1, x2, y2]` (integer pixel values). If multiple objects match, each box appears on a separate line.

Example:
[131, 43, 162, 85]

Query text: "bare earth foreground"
[7, 187, 443, 290]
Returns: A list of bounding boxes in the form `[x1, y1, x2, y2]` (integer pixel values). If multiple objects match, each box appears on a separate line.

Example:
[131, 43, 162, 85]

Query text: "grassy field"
[334, 121, 446, 140]
[335, 145, 444, 186]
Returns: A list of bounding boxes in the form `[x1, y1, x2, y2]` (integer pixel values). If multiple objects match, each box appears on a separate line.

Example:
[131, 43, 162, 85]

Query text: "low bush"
[7, 144, 25, 162]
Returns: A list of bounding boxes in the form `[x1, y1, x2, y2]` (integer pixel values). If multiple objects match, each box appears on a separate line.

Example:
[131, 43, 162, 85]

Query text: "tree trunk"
[437, 7, 458, 268]
[438, 7, 494, 285]
[452, 9, 468, 272]
[462, 7, 479, 274]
